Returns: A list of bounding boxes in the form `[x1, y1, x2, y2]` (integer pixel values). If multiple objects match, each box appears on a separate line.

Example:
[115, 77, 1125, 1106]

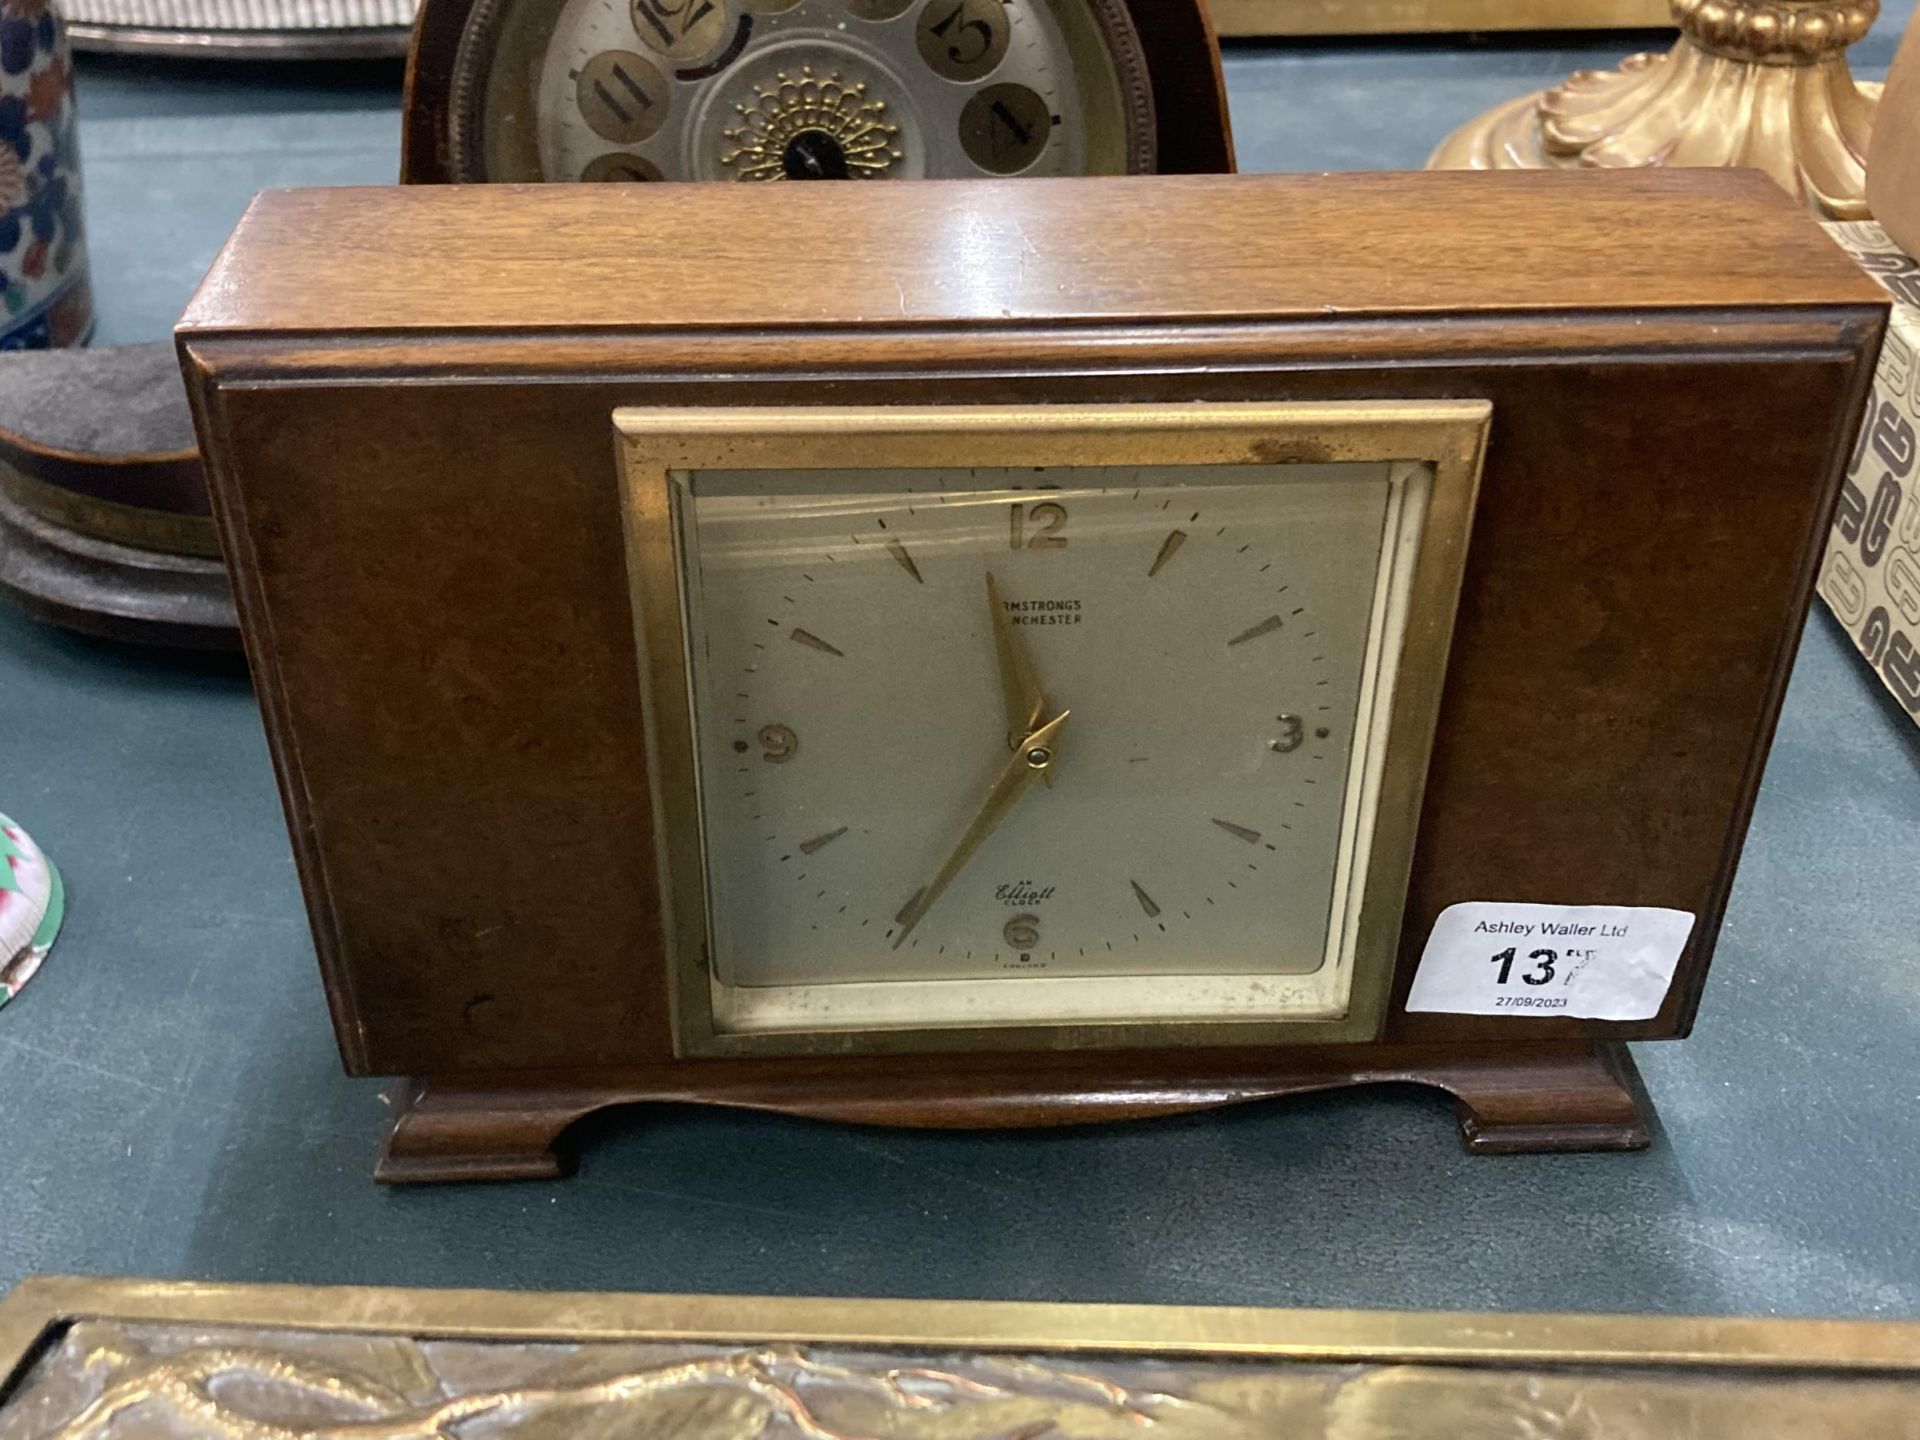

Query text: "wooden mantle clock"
[178, 171, 1883, 1182]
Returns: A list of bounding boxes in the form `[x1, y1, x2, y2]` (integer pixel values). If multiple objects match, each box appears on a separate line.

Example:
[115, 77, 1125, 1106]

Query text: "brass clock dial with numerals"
[401, 0, 1236, 182]
[455, 0, 1142, 182]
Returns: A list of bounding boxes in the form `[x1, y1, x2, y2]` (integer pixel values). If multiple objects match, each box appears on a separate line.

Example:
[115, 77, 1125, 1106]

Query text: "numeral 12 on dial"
[1009, 501, 1068, 550]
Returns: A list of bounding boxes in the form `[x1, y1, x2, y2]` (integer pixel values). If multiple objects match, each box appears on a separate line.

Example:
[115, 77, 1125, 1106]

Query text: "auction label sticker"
[1406, 902, 1695, 1020]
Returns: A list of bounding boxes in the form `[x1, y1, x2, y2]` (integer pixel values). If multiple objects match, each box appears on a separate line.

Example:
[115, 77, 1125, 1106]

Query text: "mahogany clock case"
[178, 172, 1883, 1181]
[398, 0, 1236, 181]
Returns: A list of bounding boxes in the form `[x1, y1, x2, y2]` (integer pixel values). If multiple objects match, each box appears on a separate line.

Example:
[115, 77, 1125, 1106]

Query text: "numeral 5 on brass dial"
[916, 0, 1010, 81]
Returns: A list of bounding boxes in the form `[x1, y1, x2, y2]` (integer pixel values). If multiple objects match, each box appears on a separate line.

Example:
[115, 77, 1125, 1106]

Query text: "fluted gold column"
[1428, 0, 1880, 217]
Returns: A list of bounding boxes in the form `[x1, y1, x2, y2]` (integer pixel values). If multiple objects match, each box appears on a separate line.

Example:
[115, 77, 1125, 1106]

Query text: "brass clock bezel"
[615, 401, 1490, 1059]
[445, 0, 1156, 183]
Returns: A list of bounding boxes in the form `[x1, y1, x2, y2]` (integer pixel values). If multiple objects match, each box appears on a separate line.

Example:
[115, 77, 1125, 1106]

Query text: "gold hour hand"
[892, 709, 1069, 949]
[987, 571, 1047, 749]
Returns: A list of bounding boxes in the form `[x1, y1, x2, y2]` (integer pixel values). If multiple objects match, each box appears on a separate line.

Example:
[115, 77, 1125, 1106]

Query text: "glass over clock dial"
[619, 404, 1484, 1048]
[446, 0, 1154, 182]
[681, 464, 1390, 990]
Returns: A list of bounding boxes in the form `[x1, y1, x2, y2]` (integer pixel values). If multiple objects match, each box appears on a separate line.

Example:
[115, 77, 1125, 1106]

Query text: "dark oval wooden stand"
[376, 1042, 1650, 1182]
[0, 342, 237, 649]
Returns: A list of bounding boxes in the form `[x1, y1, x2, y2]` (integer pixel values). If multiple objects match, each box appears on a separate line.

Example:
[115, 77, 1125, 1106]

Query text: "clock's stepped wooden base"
[374, 1042, 1650, 1183]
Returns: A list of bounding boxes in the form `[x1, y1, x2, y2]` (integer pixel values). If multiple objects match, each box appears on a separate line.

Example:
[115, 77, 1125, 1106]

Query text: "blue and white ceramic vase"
[0, 0, 89, 349]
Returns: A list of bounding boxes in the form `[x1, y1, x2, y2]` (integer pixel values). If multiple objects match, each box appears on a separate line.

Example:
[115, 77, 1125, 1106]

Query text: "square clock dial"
[619, 403, 1486, 1054]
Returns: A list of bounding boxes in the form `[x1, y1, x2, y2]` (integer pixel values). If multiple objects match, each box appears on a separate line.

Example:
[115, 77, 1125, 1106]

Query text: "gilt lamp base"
[1429, 0, 1880, 218]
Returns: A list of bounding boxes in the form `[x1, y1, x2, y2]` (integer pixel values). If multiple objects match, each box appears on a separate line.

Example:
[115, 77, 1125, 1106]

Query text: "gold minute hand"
[891, 709, 1069, 950]
[987, 571, 1047, 748]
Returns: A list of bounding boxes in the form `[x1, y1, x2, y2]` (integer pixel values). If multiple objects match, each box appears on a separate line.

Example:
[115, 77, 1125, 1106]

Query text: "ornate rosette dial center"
[720, 66, 903, 180]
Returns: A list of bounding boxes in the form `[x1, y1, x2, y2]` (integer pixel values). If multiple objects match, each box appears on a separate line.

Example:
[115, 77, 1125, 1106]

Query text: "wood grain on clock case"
[178, 172, 1883, 1178]
[398, 0, 1235, 181]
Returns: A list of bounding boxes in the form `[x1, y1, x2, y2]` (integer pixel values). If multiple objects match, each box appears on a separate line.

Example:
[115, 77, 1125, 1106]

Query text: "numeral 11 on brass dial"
[576, 52, 668, 143]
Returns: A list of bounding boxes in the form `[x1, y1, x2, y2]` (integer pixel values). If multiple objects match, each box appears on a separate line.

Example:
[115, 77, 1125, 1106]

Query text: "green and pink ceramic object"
[0, 811, 60, 1008]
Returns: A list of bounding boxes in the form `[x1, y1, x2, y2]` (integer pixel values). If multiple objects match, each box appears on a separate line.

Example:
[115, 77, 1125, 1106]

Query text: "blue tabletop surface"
[1, 12, 1917, 1316]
